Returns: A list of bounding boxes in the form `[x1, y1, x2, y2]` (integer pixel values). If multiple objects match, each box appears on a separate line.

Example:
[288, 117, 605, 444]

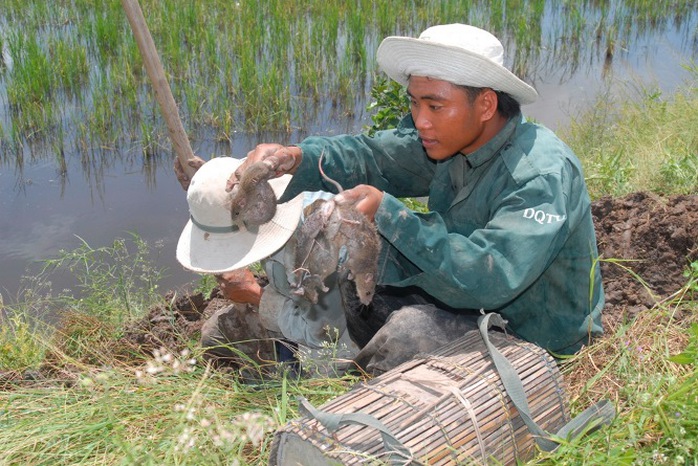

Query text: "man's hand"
[225, 144, 302, 192]
[174, 156, 206, 191]
[334, 184, 384, 222]
[215, 269, 263, 307]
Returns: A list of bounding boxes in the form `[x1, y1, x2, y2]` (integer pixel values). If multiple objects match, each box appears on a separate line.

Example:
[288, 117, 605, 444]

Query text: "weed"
[193, 274, 218, 299]
[39, 233, 167, 325]
[683, 260, 698, 299]
[364, 76, 410, 137]
[0, 310, 47, 371]
[566, 76, 698, 199]
[658, 153, 698, 195]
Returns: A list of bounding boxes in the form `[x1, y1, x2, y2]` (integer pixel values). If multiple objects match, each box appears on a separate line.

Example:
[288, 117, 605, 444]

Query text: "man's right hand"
[225, 144, 302, 192]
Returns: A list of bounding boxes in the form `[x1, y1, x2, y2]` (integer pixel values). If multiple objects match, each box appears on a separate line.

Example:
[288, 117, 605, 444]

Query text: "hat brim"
[176, 173, 303, 274]
[377, 36, 538, 105]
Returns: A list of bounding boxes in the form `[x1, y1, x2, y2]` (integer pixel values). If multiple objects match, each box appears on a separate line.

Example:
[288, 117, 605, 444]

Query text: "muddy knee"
[355, 305, 479, 375]
[200, 304, 276, 366]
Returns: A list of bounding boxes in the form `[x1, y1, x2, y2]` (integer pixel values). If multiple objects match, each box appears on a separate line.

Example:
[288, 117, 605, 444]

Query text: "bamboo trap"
[270, 329, 570, 465]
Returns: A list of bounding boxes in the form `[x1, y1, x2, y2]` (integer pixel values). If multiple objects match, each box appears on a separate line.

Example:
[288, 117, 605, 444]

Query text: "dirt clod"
[593, 192, 698, 323]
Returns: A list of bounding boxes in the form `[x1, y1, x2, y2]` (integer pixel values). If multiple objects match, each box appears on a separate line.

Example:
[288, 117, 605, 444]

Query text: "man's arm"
[375, 175, 572, 310]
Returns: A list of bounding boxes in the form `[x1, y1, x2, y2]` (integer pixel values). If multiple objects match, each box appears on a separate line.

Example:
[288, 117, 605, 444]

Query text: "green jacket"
[281, 114, 604, 354]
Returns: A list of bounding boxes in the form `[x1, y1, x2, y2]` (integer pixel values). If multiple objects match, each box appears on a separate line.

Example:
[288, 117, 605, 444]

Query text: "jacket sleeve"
[375, 172, 573, 310]
[279, 118, 436, 202]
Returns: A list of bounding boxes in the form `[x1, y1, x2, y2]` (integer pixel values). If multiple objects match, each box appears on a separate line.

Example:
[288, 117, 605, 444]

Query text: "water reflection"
[0, 1, 697, 299]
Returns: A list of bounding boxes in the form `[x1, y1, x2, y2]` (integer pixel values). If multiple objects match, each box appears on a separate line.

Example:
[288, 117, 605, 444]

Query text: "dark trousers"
[339, 280, 480, 375]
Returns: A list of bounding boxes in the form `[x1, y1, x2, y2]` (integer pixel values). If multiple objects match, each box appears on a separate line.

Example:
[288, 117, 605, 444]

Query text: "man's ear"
[477, 88, 499, 121]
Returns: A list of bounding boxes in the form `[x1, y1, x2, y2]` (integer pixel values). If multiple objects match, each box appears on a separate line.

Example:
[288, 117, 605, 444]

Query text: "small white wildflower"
[180, 348, 191, 358]
[177, 427, 196, 452]
[174, 403, 186, 412]
[186, 408, 196, 421]
[145, 361, 164, 375]
[217, 427, 235, 442]
[232, 412, 274, 447]
[246, 423, 265, 447]
[651, 450, 667, 463]
[200, 418, 211, 428]
[177, 427, 191, 443]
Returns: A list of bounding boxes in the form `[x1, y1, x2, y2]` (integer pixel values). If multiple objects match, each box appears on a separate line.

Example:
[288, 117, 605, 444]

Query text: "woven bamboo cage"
[270, 329, 569, 465]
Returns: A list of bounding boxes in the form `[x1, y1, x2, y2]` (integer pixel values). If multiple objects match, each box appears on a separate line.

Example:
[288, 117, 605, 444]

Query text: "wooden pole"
[120, 0, 197, 179]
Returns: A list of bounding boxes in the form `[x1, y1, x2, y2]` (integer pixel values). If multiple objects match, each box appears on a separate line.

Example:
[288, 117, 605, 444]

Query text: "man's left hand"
[334, 184, 384, 222]
[215, 269, 263, 307]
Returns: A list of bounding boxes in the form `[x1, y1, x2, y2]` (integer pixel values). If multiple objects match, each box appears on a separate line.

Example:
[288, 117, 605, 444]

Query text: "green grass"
[562, 70, 698, 199]
[0, 355, 356, 465]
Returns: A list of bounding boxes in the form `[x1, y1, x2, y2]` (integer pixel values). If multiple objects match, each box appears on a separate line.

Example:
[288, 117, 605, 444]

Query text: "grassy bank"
[561, 65, 698, 200]
[1, 74, 697, 464]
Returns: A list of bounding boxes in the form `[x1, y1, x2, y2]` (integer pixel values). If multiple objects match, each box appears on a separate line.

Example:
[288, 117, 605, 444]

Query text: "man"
[179, 24, 604, 375]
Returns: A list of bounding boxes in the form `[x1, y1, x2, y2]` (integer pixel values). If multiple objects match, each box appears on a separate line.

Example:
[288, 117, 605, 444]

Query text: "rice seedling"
[1, 0, 695, 167]
[49, 37, 89, 94]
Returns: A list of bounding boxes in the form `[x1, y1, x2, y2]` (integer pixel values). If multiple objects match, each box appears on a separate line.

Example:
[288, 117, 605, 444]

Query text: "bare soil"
[592, 192, 698, 324]
[118, 192, 698, 357]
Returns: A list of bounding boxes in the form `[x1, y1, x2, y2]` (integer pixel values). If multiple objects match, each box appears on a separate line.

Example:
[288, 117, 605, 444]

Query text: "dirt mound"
[119, 291, 231, 356]
[593, 192, 698, 322]
[119, 192, 698, 355]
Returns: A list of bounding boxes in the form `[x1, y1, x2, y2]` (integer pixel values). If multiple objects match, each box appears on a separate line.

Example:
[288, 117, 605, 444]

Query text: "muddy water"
[1, 14, 697, 302]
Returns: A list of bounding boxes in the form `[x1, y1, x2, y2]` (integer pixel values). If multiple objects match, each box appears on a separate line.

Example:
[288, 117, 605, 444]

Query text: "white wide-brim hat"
[377, 24, 538, 105]
[176, 157, 303, 274]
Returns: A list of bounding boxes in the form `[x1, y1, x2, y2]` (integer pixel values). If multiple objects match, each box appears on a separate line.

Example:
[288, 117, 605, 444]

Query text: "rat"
[290, 152, 381, 305]
[334, 207, 380, 305]
[228, 161, 277, 229]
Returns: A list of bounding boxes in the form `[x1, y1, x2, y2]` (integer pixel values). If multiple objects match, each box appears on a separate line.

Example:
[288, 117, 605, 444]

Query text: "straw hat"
[176, 157, 303, 274]
[377, 24, 538, 105]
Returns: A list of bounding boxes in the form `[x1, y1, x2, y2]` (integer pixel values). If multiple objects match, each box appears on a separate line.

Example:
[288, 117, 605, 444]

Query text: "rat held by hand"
[228, 161, 278, 229]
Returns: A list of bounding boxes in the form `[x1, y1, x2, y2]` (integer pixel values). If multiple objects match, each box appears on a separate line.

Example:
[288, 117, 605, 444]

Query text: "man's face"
[407, 76, 490, 159]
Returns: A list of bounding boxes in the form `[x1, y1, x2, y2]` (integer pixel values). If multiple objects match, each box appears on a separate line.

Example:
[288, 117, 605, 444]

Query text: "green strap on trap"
[298, 396, 415, 465]
[477, 312, 616, 452]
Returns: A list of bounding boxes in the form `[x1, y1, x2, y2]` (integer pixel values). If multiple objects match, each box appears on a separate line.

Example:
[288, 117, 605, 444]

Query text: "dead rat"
[334, 207, 381, 305]
[290, 152, 381, 305]
[228, 161, 277, 229]
[287, 197, 346, 303]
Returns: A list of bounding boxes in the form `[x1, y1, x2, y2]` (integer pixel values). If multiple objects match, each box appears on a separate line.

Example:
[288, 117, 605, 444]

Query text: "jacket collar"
[461, 113, 521, 168]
